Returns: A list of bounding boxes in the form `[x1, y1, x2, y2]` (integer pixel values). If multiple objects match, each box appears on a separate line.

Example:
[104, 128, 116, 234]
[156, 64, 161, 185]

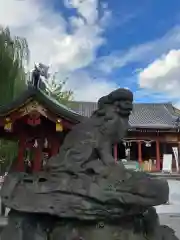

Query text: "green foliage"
[0, 140, 18, 173]
[42, 72, 74, 107]
[51, 77, 73, 104]
[0, 26, 29, 104]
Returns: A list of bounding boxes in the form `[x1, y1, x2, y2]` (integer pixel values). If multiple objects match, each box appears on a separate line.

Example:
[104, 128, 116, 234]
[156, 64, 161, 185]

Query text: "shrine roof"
[1, 87, 179, 129]
[69, 101, 180, 129]
[0, 86, 84, 123]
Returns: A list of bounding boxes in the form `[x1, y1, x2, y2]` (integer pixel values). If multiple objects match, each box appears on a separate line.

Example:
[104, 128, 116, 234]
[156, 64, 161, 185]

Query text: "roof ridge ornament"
[29, 63, 50, 89]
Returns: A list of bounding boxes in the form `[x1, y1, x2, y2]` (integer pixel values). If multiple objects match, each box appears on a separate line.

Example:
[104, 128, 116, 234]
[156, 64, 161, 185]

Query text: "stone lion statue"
[46, 88, 133, 174]
[1, 88, 172, 240]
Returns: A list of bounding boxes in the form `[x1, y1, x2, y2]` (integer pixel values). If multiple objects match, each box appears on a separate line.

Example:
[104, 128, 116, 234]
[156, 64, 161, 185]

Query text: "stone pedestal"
[1, 209, 179, 240]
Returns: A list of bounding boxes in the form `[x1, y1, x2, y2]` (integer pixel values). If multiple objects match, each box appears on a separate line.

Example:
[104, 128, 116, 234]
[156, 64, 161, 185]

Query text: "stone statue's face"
[114, 100, 133, 117]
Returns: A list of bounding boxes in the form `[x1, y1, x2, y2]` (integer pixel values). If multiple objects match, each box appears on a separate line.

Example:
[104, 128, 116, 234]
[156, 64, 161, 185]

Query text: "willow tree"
[0, 26, 29, 104]
[0, 27, 29, 173]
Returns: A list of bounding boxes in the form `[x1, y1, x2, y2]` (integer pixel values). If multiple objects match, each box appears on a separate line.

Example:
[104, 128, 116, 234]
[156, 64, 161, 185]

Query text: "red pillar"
[16, 135, 25, 172]
[114, 144, 118, 162]
[156, 139, 161, 171]
[33, 140, 42, 172]
[138, 141, 142, 164]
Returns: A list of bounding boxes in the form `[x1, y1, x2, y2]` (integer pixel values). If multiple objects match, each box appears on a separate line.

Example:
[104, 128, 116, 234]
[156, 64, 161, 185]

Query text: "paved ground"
[150, 173, 180, 181]
[155, 179, 180, 238]
[159, 213, 180, 238]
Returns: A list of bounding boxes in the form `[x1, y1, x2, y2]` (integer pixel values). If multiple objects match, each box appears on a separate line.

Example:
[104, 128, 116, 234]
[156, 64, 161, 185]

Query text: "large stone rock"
[1, 169, 169, 220]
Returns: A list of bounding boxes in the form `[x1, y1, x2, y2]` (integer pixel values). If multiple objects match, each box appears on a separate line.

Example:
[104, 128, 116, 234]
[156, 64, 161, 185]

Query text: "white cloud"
[93, 23, 180, 105]
[97, 25, 180, 74]
[138, 49, 180, 99]
[60, 70, 118, 101]
[0, 0, 115, 101]
[64, 0, 98, 25]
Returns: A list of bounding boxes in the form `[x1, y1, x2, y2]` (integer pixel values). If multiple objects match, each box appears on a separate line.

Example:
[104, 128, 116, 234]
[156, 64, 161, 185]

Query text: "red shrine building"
[0, 86, 180, 173]
[70, 101, 180, 172]
[0, 86, 84, 173]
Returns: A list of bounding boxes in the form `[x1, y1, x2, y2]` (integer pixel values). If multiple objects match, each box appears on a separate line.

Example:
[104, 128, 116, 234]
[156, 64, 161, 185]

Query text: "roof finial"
[30, 63, 50, 89]
[31, 64, 41, 88]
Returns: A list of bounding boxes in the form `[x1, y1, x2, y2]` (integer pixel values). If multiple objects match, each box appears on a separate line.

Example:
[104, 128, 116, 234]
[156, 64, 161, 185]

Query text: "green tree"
[0, 26, 29, 104]
[50, 75, 73, 105]
[40, 71, 74, 106]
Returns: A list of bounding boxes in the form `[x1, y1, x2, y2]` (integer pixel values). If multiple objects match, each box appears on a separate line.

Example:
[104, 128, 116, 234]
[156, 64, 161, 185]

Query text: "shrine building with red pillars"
[0, 86, 180, 173]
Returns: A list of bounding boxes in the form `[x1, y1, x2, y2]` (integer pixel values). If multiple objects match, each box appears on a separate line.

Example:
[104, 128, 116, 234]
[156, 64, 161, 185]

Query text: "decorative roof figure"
[31, 63, 49, 88]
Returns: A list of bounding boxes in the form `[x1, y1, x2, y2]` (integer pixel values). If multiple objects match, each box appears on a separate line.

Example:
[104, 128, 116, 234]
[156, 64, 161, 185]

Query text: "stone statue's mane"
[94, 88, 133, 117]
[91, 104, 111, 117]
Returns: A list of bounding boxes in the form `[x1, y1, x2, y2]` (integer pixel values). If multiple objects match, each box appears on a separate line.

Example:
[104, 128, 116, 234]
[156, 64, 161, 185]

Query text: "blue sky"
[97, 0, 180, 103]
[2, 0, 180, 105]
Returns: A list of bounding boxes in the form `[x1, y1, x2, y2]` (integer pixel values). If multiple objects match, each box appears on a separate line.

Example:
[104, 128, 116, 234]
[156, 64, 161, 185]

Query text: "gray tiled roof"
[129, 103, 178, 129]
[70, 101, 179, 129]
